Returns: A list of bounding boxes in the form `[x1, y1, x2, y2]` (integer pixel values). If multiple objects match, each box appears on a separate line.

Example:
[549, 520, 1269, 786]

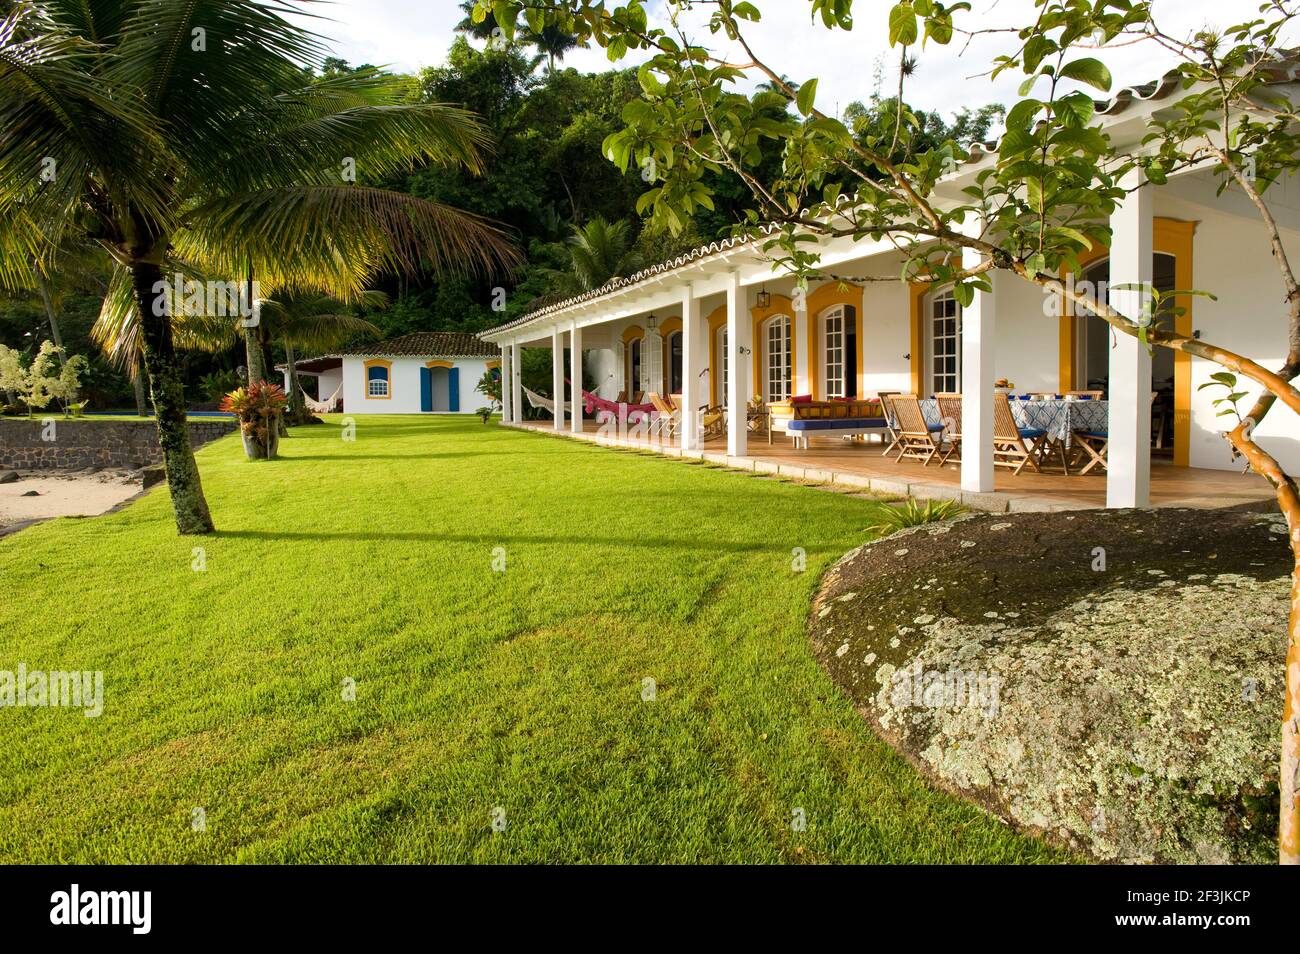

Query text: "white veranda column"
[570, 321, 583, 434]
[551, 326, 564, 430]
[1107, 168, 1153, 508]
[499, 344, 512, 424]
[510, 342, 522, 424]
[681, 284, 705, 451]
[960, 220, 996, 494]
[726, 272, 750, 457]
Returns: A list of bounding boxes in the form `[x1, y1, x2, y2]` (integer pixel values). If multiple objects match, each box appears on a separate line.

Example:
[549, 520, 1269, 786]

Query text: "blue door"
[420, 367, 432, 412]
[448, 367, 459, 412]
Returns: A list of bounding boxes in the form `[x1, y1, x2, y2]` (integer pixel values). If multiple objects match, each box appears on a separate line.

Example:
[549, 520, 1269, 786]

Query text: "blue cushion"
[1018, 427, 1047, 439]
[787, 417, 887, 432]
[1078, 430, 1107, 439]
[928, 422, 945, 432]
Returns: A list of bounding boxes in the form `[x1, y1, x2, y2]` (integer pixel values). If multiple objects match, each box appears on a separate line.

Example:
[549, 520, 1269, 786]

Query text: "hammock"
[303, 382, 342, 414]
[582, 390, 655, 421]
[522, 386, 571, 415]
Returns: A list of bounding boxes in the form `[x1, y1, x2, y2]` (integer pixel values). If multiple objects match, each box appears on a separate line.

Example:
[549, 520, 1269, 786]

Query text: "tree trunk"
[283, 340, 314, 426]
[132, 355, 147, 417]
[243, 325, 266, 385]
[130, 261, 215, 535]
[1283, 571, 1300, 864]
[33, 270, 64, 351]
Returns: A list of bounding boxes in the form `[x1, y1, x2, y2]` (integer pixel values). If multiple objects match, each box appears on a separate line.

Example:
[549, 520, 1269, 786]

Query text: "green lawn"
[0, 415, 1066, 863]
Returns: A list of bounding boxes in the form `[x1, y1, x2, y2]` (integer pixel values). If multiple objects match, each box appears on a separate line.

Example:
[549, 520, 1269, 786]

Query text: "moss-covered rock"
[810, 507, 1289, 863]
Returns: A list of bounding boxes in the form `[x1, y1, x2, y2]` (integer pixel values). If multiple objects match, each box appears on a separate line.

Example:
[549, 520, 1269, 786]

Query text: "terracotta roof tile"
[332, 332, 498, 358]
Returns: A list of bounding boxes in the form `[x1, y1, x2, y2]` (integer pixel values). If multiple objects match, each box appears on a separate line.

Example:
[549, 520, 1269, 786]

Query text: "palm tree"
[455, 0, 583, 71]
[567, 218, 643, 291]
[180, 289, 385, 427]
[0, 2, 518, 533]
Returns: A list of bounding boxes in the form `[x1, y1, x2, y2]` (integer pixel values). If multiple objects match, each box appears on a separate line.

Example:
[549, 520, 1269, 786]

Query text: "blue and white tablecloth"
[920, 398, 1108, 447]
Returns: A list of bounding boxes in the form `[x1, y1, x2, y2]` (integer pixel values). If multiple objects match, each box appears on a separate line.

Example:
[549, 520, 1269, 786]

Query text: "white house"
[283, 333, 500, 415]
[482, 67, 1300, 511]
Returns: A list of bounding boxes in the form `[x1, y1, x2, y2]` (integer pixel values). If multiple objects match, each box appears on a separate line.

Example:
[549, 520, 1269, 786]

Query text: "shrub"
[865, 498, 967, 536]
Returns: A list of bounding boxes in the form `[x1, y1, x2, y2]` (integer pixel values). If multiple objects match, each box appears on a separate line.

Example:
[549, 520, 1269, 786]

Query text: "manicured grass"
[0, 415, 1067, 863]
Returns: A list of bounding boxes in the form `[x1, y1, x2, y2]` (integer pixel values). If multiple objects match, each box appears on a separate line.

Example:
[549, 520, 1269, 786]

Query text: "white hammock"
[303, 382, 342, 414]
[522, 386, 571, 415]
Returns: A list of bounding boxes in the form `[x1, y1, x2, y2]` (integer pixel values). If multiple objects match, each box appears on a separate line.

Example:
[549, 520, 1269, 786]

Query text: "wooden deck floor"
[513, 419, 1274, 512]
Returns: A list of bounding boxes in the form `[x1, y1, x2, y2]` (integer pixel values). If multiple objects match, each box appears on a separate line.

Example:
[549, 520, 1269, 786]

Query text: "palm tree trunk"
[243, 326, 266, 384]
[283, 340, 313, 426]
[132, 354, 147, 416]
[33, 271, 64, 351]
[130, 261, 215, 534]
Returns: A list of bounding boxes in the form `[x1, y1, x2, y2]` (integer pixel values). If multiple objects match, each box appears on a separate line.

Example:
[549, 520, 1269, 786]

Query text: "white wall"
[991, 270, 1060, 395]
[317, 367, 342, 402]
[341, 356, 493, 414]
[860, 281, 912, 395]
[588, 348, 620, 398]
[1158, 193, 1300, 474]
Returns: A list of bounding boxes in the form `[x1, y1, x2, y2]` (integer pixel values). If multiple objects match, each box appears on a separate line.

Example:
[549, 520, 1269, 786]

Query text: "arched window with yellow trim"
[818, 304, 857, 398]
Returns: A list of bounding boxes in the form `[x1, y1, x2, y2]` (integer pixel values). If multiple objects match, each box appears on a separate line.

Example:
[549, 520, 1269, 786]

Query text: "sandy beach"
[0, 471, 144, 531]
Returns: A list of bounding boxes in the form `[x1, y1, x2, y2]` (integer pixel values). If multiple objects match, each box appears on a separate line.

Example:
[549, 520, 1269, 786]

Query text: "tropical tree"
[456, 0, 583, 71]
[0, 1, 518, 533]
[475, 0, 1300, 863]
[565, 216, 643, 291]
[236, 289, 382, 428]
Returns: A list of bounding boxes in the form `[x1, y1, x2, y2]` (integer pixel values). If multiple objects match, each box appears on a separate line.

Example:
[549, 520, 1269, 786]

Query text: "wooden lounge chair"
[993, 392, 1047, 475]
[890, 394, 945, 465]
[698, 404, 725, 440]
[935, 393, 962, 465]
[646, 392, 680, 439]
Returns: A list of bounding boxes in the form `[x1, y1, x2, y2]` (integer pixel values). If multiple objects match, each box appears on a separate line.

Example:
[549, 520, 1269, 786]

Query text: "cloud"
[301, 0, 1291, 120]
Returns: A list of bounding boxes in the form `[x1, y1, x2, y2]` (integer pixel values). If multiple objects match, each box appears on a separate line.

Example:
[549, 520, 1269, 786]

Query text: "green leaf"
[1058, 57, 1112, 93]
[796, 78, 819, 117]
[888, 4, 918, 46]
[1005, 98, 1042, 132]
[732, 2, 761, 21]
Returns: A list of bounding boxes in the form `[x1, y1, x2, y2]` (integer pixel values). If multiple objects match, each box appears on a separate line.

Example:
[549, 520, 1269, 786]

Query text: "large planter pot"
[240, 421, 280, 460]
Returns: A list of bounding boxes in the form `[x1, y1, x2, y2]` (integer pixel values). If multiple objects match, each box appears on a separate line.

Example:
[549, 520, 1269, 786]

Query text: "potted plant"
[220, 382, 288, 460]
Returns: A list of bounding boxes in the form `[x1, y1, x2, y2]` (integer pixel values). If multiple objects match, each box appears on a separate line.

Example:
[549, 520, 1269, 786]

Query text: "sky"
[297, 0, 1278, 118]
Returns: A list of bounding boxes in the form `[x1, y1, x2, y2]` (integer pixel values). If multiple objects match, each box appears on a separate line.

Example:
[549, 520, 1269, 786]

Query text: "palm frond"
[212, 98, 493, 193]
[177, 186, 522, 298]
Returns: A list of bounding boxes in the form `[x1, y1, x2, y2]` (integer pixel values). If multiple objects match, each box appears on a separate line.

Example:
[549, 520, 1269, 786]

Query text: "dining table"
[919, 396, 1110, 473]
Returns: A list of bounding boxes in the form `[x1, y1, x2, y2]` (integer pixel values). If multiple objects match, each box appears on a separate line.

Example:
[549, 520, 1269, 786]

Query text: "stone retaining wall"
[0, 418, 236, 471]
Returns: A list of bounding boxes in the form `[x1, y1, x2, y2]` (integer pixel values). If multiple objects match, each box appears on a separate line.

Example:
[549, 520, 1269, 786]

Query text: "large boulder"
[810, 506, 1289, 863]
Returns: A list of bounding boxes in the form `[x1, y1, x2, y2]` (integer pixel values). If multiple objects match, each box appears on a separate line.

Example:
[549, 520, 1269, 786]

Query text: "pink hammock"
[582, 390, 655, 420]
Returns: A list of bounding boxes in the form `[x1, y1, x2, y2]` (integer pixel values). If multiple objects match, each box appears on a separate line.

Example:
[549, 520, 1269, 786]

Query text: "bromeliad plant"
[220, 382, 288, 461]
[474, 0, 1300, 863]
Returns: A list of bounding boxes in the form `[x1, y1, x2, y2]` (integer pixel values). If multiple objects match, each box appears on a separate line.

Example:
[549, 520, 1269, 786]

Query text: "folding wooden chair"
[878, 391, 904, 458]
[890, 394, 945, 466]
[935, 393, 962, 465]
[993, 392, 1048, 475]
[1073, 428, 1108, 474]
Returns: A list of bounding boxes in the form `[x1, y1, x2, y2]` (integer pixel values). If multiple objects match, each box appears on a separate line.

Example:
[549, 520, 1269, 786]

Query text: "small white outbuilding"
[285, 332, 500, 415]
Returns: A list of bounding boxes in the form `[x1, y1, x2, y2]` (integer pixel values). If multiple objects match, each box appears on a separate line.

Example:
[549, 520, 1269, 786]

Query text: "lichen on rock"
[810, 506, 1288, 864]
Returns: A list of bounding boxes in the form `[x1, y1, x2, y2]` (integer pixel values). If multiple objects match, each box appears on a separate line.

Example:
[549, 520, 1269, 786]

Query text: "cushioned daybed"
[768, 397, 889, 450]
